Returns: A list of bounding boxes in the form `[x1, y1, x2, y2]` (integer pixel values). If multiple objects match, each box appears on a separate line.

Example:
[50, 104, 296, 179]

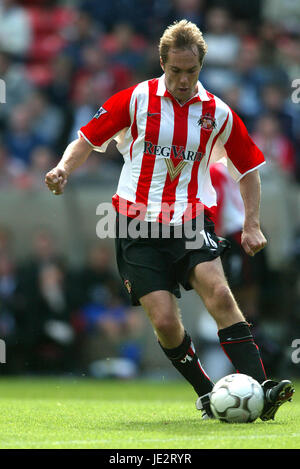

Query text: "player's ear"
[160, 57, 165, 72]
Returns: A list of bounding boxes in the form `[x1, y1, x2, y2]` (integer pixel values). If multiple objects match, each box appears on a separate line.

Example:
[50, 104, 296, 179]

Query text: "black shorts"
[115, 213, 230, 306]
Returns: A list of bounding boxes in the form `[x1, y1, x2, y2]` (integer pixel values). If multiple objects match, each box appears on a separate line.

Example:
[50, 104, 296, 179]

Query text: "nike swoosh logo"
[147, 112, 160, 117]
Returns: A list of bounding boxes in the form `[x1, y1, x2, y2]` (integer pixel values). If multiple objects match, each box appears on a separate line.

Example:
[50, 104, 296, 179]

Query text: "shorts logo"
[197, 112, 216, 130]
[94, 106, 107, 119]
[124, 279, 132, 294]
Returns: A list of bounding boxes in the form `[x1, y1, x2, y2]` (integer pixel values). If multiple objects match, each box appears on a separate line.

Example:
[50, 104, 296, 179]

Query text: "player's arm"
[239, 169, 267, 256]
[218, 106, 267, 256]
[45, 86, 136, 196]
[45, 137, 92, 195]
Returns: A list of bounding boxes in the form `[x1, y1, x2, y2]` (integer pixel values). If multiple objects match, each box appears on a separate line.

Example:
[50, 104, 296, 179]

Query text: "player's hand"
[241, 226, 267, 257]
[45, 167, 68, 195]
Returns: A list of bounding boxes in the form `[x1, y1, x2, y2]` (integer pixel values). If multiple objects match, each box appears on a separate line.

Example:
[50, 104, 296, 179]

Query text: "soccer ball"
[210, 373, 264, 423]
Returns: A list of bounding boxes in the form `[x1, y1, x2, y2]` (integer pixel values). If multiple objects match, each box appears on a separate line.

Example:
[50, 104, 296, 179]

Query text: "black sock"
[159, 331, 214, 396]
[218, 321, 267, 383]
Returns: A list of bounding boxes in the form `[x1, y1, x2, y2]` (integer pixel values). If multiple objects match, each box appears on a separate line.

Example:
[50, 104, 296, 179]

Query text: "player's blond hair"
[159, 19, 207, 66]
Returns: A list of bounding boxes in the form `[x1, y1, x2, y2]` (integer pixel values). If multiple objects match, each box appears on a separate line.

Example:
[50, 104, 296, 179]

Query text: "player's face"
[161, 46, 201, 104]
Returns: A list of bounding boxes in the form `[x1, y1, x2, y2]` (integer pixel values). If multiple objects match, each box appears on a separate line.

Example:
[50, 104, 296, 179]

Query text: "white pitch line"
[1, 433, 300, 448]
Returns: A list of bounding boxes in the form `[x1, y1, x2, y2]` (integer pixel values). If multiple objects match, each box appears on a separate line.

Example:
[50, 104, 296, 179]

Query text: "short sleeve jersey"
[79, 74, 265, 224]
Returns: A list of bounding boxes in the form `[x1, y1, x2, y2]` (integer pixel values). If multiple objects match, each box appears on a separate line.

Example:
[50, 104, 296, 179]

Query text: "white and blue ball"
[210, 373, 264, 423]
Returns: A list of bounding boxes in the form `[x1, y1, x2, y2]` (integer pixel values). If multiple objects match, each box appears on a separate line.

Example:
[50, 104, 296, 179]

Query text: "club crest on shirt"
[197, 112, 216, 130]
[94, 106, 107, 119]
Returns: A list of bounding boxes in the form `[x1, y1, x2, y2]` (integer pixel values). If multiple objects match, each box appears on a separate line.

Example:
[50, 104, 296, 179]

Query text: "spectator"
[277, 35, 300, 83]
[46, 54, 74, 108]
[71, 148, 122, 187]
[68, 76, 98, 142]
[26, 90, 64, 150]
[204, 6, 241, 66]
[4, 103, 47, 167]
[19, 228, 66, 296]
[0, 225, 13, 256]
[0, 51, 32, 128]
[200, 6, 240, 94]
[101, 22, 147, 72]
[16, 229, 77, 372]
[230, 41, 263, 126]
[221, 85, 254, 130]
[74, 242, 144, 377]
[256, 20, 290, 87]
[0, 0, 32, 58]
[252, 115, 297, 269]
[78, 0, 117, 31]
[170, 0, 205, 27]
[28, 262, 76, 373]
[62, 10, 100, 68]
[262, 0, 300, 34]
[69, 43, 133, 141]
[252, 114, 296, 177]
[77, 242, 127, 307]
[260, 84, 295, 141]
[45, 54, 75, 153]
[72, 44, 132, 105]
[0, 141, 27, 190]
[6, 145, 56, 192]
[27, 146, 56, 191]
[0, 252, 28, 374]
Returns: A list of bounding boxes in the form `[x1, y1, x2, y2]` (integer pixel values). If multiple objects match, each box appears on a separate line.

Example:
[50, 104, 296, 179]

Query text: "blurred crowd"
[0, 0, 299, 185]
[0, 225, 145, 375]
[0, 0, 300, 376]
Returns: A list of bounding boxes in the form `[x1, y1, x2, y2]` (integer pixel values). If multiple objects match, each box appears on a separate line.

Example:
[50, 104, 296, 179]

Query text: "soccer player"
[45, 20, 294, 420]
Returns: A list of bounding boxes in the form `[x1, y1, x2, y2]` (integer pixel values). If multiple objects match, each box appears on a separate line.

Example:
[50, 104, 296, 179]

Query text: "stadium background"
[0, 0, 299, 382]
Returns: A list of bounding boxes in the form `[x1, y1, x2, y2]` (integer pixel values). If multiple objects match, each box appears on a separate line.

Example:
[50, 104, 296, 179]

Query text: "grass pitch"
[0, 377, 299, 449]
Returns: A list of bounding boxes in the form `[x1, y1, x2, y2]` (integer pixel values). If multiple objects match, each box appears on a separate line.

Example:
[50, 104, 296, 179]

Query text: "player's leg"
[139, 289, 214, 398]
[189, 257, 267, 383]
[140, 290, 184, 348]
[189, 257, 294, 420]
[115, 216, 214, 400]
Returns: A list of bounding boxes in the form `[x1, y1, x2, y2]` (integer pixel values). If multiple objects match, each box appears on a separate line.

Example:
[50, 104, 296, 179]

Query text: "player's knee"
[150, 309, 181, 337]
[152, 316, 177, 336]
[206, 283, 236, 316]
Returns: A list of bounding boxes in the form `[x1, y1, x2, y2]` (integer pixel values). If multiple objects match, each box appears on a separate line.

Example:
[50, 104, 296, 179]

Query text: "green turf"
[0, 377, 299, 449]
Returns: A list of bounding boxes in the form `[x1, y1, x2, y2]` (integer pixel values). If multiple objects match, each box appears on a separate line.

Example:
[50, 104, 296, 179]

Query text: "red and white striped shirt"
[79, 74, 265, 224]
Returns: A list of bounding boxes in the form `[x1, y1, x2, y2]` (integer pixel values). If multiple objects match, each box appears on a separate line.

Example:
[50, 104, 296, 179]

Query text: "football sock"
[218, 321, 267, 383]
[159, 330, 214, 396]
